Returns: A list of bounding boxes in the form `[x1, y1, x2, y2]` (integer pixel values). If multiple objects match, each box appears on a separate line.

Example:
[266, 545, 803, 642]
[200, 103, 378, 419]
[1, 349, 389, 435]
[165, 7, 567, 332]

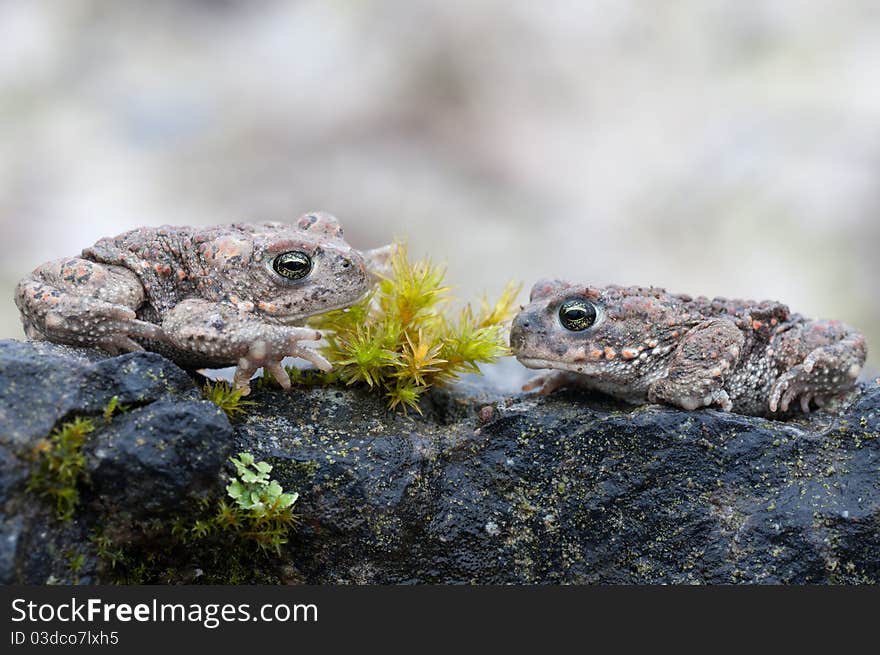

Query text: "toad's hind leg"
[768, 322, 866, 413]
[14, 257, 162, 353]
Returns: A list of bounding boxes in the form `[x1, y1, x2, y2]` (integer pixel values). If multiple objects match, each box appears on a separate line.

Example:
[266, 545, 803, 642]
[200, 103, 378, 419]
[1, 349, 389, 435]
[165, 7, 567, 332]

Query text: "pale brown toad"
[15, 212, 385, 394]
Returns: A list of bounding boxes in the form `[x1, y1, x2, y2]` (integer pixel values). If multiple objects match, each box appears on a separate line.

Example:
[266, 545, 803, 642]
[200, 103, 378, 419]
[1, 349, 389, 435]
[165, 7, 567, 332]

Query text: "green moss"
[308, 243, 520, 413]
[203, 380, 255, 420]
[92, 453, 300, 584]
[253, 366, 339, 392]
[102, 395, 129, 422]
[27, 417, 95, 521]
[64, 549, 86, 584]
[92, 532, 125, 571]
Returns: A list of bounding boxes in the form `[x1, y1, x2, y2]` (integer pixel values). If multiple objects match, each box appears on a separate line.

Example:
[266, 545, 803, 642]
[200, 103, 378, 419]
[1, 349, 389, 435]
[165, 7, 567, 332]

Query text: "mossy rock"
[2, 339, 879, 584]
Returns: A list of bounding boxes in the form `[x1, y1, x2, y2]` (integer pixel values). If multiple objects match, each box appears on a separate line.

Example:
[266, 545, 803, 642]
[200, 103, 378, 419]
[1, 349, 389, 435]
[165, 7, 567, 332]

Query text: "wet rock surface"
[85, 399, 233, 519]
[0, 340, 232, 583]
[1, 339, 878, 584]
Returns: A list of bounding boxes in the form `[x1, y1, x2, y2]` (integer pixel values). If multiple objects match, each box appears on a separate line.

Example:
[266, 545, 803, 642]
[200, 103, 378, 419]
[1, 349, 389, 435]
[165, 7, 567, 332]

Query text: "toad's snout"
[509, 311, 533, 352]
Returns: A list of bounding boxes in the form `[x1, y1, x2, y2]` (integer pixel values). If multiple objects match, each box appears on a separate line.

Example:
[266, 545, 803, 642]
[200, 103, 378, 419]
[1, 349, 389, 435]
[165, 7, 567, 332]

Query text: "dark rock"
[235, 382, 880, 584]
[0, 340, 199, 454]
[0, 340, 231, 583]
[0, 514, 22, 584]
[86, 399, 233, 518]
[4, 505, 95, 585]
[1, 338, 879, 584]
[0, 444, 27, 501]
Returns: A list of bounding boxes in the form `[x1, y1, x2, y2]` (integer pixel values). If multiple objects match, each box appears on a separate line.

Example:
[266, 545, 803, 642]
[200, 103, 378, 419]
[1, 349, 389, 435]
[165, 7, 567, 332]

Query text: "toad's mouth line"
[516, 356, 604, 375]
[267, 291, 373, 325]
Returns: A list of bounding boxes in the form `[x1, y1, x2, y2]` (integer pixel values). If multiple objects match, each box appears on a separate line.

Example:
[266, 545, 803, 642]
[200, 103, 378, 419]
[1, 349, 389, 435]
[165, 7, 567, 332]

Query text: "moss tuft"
[27, 417, 95, 521]
[222, 452, 300, 553]
[102, 395, 129, 422]
[203, 380, 255, 420]
[308, 243, 520, 412]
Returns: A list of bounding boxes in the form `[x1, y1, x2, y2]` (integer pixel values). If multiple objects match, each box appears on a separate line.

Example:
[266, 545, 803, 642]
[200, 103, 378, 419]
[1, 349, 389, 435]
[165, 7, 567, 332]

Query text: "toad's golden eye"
[559, 299, 597, 331]
[272, 251, 313, 280]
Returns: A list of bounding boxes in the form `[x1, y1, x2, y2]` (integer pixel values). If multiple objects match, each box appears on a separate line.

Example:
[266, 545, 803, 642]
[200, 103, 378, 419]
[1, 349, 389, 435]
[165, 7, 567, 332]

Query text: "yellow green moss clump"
[28, 416, 95, 521]
[309, 244, 520, 412]
[203, 380, 255, 420]
[102, 395, 129, 422]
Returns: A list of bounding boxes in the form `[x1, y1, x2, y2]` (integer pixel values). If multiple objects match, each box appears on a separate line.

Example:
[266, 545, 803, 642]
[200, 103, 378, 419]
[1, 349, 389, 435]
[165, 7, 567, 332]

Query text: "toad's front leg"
[522, 371, 585, 395]
[161, 299, 330, 395]
[647, 318, 744, 411]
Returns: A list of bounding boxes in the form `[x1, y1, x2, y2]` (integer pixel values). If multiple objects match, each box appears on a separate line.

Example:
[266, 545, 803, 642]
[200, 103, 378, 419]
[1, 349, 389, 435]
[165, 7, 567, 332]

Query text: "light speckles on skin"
[15, 211, 382, 395]
[510, 279, 868, 417]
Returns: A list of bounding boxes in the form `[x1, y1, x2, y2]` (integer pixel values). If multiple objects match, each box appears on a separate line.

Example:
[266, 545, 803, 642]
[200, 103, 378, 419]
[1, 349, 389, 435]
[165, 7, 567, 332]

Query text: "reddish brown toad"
[510, 280, 867, 416]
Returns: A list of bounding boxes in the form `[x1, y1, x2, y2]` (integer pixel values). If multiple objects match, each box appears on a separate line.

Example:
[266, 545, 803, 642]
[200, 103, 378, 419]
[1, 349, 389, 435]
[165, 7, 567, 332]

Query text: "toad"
[15, 212, 384, 394]
[510, 280, 867, 416]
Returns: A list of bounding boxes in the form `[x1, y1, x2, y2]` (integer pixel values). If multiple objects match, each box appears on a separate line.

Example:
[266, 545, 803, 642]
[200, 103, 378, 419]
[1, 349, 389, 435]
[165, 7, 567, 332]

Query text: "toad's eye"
[272, 251, 312, 280]
[559, 299, 597, 331]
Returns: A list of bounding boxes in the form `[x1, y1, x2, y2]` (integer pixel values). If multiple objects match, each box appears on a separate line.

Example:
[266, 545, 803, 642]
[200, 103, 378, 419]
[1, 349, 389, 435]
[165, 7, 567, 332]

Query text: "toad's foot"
[768, 324, 866, 414]
[769, 365, 833, 414]
[649, 385, 733, 412]
[768, 341, 863, 413]
[523, 371, 583, 395]
[232, 328, 330, 395]
[160, 298, 332, 396]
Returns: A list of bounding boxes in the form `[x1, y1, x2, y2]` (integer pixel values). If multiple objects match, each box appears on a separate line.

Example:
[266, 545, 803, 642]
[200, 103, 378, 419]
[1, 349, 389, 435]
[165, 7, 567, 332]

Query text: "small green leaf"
[226, 480, 243, 499]
[240, 470, 260, 484]
[266, 480, 283, 498]
[278, 492, 299, 508]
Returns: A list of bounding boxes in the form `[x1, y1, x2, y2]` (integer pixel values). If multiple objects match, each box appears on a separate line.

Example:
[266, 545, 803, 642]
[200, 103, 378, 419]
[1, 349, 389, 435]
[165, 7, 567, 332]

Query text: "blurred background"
[1, 0, 878, 372]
